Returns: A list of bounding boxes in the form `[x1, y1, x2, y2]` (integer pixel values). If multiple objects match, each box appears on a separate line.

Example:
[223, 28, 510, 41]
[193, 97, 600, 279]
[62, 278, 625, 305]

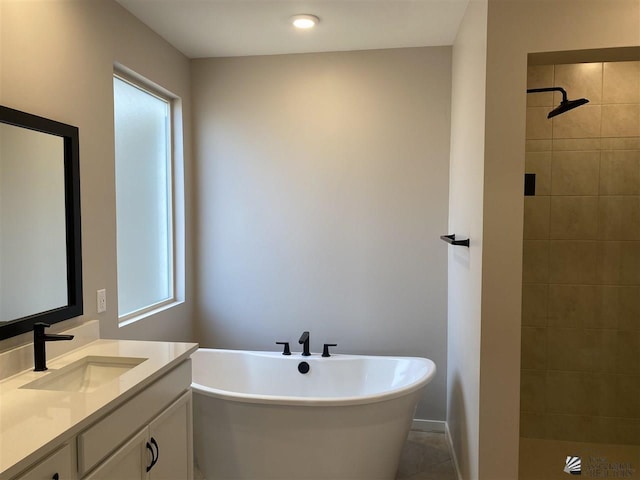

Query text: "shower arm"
[526, 87, 568, 103]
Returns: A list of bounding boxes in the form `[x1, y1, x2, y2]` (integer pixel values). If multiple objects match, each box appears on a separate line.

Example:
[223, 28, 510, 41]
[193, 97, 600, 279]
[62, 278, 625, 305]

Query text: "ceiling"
[115, 1, 470, 59]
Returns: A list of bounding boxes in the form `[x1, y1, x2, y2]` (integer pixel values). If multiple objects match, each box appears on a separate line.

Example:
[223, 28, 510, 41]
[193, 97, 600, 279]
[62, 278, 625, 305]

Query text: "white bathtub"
[191, 348, 436, 480]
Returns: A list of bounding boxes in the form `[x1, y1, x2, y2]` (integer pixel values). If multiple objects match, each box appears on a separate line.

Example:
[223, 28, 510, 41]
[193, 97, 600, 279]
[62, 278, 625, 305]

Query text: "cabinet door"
[147, 391, 192, 480]
[84, 429, 148, 480]
[12, 444, 74, 480]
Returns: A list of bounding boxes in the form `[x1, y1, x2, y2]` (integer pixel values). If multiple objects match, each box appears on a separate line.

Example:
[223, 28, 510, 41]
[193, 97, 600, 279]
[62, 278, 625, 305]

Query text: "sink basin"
[20, 356, 147, 393]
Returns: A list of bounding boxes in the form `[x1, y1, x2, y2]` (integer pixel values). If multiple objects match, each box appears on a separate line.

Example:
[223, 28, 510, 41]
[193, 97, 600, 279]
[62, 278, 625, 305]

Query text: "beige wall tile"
[599, 241, 640, 285]
[548, 284, 600, 328]
[615, 374, 640, 418]
[523, 240, 549, 283]
[525, 152, 552, 195]
[551, 151, 600, 195]
[526, 139, 553, 152]
[599, 196, 640, 240]
[615, 332, 640, 375]
[521, 418, 640, 450]
[602, 104, 640, 138]
[546, 371, 595, 415]
[552, 105, 602, 139]
[521, 370, 546, 412]
[554, 62, 603, 105]
[520, 436, 640, 472]
[521, 59, 640, 442]
[600, 286, 640, 331]
[586, 329, 618, 373]
[600, 150, 640, 195]
[527, 65, 555, 107]
[614, 417, 640, 445]
[527, 107, 553, 139]
[524, 196, 550, 239]
[522, 283, 548, 327]
[547, 327, 589, 372]
[603, 61, 640, 104]
[550, 196, 598, 240]
[589, 416, 622, 444]
[521, 327, 547, 370]
[548, 240, 598, 284]
[594, 373, 618, 416]
[520, 412, 547, 439]
[545, 414, 591, 442]
[601, 137, 640, 150]
[552, 138, 601, 151]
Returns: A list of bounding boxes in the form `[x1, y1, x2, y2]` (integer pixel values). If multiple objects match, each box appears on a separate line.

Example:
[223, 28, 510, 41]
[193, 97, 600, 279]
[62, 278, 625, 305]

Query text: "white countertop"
[0, 338, 198, 478]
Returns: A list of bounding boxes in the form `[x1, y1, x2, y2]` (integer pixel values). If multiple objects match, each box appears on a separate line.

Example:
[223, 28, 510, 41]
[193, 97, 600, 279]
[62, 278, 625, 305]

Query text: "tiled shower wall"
[521, 61, 640, 445]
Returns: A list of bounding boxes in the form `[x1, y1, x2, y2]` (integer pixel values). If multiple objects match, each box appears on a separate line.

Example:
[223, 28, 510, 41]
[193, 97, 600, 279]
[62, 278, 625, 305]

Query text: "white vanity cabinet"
[84, 392, 192, 480]
[78, 360, 193, 480]
[12, 445, 74, 480]
[6, 357, 194, 480]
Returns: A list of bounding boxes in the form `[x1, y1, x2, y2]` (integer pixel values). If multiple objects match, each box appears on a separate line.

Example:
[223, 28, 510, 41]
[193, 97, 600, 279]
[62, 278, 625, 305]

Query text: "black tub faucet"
[299, 331, 310, 356]
[276, 341, 291, 355]
[34, 322, 74, 371]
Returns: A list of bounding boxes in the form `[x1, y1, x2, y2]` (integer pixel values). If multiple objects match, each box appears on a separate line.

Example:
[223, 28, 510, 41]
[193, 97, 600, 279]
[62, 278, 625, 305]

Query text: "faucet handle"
[276, 341, 291, 355]
[322, 343, 338, 357]
[33, 322, 50, 337]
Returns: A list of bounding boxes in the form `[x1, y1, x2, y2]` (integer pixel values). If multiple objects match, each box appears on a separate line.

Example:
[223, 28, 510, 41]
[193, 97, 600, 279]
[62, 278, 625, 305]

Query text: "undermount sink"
[20, 356, 147, 393]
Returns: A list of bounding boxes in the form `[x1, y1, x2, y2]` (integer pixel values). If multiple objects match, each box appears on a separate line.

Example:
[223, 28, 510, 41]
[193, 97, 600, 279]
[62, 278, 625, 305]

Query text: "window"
[114, 74, 175, 322]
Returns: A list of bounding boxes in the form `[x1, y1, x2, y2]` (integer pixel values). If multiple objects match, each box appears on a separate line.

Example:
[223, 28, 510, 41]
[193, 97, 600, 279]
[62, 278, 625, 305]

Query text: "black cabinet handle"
[146, 441, 156, 472]
[276, 341, 291, 355]
[52, 474, 59, 480]
[150, 437, 159, 469]
[322, 343, 338, 357]
[440, 234, 470, 247]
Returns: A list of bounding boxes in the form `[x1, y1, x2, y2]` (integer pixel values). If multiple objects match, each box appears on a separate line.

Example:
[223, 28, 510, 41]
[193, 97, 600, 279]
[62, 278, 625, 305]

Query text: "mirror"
[0, 105, 82, 340]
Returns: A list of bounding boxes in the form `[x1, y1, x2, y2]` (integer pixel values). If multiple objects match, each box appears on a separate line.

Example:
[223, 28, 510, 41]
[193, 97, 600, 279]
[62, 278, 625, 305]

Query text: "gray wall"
[192, 47, 451, 421]
[446, 1, 487, 478]
[477, 1, 640, 478]
[0, 0, 194, 347]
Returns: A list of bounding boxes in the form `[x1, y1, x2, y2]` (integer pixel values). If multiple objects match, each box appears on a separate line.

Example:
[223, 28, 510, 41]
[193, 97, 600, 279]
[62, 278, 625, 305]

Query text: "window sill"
[118, 299, 184, 328]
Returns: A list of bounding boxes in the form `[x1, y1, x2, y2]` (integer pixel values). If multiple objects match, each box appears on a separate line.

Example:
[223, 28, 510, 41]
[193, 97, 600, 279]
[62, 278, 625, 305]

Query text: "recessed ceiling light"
[291, 14, 319, 29]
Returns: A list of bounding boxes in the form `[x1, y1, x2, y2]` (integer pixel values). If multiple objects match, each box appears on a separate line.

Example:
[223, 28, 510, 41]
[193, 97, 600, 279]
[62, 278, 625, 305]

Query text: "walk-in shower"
[520, 59, 640, 480]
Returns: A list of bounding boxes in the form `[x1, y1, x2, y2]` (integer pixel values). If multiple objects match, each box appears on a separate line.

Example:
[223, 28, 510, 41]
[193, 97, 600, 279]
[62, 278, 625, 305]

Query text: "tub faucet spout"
[299, 331, 310, 356]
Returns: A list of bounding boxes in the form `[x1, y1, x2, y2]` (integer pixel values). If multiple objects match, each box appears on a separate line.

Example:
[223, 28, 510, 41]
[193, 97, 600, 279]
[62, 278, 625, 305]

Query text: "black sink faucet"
[33, 322, 74, 371]
[299, 331, 311, 356]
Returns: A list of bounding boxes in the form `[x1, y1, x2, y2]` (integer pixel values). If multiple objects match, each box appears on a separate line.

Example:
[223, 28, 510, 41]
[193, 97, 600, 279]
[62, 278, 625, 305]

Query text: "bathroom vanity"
[0, 106, 197, 479]
[0, 331, 197, 480]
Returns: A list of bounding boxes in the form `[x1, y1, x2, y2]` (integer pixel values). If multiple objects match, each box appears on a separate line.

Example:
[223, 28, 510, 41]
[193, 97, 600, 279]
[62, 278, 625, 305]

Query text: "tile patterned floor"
[396, 431, 458, 480]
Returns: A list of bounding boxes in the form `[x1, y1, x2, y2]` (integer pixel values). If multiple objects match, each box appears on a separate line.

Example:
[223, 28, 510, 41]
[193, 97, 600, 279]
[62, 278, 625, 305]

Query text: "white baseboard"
[445, 422, 463, 480]
[411, 418, 446, 433]
[410, 420, 462, 480]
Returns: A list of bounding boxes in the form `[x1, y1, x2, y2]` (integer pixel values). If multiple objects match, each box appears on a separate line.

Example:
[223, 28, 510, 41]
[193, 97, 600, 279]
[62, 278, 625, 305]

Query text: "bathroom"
[0, 1, 638, 479]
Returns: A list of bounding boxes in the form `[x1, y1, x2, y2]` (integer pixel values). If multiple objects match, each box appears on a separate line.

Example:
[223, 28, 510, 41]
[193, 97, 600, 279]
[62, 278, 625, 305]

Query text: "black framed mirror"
[0, 105, 82, 340]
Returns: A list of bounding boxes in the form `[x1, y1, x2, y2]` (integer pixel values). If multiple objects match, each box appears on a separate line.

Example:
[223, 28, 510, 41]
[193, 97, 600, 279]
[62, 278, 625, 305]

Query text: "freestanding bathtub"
[191, 348, 436, 480]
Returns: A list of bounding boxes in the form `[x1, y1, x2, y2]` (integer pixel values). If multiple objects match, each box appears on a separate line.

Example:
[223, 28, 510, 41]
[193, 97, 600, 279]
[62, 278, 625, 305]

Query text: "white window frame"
[114, 69, 183, 326]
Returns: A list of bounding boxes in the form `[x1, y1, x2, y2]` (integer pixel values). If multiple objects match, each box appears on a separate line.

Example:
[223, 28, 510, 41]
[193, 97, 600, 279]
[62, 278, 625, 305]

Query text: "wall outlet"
[97, 289, 107, 313]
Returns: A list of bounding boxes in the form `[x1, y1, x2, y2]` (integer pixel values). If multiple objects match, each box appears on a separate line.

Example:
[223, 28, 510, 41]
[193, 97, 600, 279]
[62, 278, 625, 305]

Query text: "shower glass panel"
[520, 60, 640, 479]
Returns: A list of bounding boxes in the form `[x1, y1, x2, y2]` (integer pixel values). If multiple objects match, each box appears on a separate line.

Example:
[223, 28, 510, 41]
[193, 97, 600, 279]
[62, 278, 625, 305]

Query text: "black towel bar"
[440, 234, 470, 247]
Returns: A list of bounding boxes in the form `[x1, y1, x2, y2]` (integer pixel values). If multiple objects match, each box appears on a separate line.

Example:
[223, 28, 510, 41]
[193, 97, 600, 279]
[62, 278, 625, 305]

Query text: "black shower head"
[526, 87, 589, 118]
[547, 97, 590, 119]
